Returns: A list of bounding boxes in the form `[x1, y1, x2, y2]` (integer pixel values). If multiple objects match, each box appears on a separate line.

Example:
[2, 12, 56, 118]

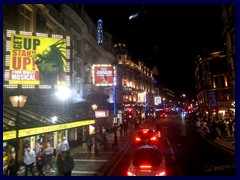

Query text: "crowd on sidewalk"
[186, 112, 236, 141]
[4, 136, 76, 176]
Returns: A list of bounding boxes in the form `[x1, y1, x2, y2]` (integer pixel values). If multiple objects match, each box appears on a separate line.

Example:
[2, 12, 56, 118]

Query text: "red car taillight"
[157, 131, 161, 137]
[135, 137, 141, 142]
[155, 170, 166, 176]
[127, 170, 136, 176]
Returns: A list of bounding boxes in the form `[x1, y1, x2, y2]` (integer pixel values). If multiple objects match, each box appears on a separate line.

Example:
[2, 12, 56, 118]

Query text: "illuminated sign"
[97, 19, 103, 45]
[92, 64, 116, 86]
[138, 92, 146, 103]
[154, 96, 161, 105]
[3, 120, 95, 141]
[95, 110, 109, 118]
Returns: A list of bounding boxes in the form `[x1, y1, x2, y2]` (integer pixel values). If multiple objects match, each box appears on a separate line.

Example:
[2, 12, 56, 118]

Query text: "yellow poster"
[9, 34, 66, 85]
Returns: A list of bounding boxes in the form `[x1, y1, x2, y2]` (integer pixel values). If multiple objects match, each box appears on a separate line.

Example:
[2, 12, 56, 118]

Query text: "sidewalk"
[17, 127, 138, 176]
[210, 136, 235, 154]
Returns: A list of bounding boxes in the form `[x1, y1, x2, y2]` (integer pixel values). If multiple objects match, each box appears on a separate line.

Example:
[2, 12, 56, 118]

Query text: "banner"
[9, 34, 66, 85]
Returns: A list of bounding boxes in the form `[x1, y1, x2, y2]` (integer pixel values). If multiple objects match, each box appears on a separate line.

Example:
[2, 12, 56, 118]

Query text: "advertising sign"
[154, 96, 161, 105]
[92, 65, 115, 86]
[9, 34, 67, 85]
[138, 92, 146, 103]
[95, 110, 109, 118]
[209, 92, 217, 108]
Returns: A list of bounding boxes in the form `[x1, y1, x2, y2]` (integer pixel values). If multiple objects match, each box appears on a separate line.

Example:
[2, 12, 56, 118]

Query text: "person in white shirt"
[24, 145, 36, 176]
[62, 137, 69, 158]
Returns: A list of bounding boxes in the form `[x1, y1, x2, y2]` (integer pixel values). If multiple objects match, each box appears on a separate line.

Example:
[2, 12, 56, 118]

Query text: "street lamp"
[91, 104, 98, 155]
[55, 86, 71, 114]
[9, 95, 27, 173]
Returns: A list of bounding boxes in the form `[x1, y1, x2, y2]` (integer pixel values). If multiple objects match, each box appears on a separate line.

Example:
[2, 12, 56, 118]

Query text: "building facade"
[195, 51, 234, 121]
[114, 42, 156, 125]
[3, 4, 116, 164]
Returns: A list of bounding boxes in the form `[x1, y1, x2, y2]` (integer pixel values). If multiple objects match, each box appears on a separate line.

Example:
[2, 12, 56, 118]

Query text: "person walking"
[62, 137, 69, 159]
[119, 124, 123, 138]
[63, 151, 74, 176]
[36, 147, 45, 176]
[43, 142, 54, 173]
[24, 145, 36, 176]
[86, 136, 93, 157]
[34, 142, 42, 156]
[82, 133, 88, 154]
[56, 139, 63, 156]
[55, 153, 63, 176]
[7, 153, 18, 176]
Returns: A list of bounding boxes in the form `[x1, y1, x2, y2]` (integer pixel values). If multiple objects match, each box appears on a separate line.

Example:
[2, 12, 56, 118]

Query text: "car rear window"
[132, 148, 163, 167]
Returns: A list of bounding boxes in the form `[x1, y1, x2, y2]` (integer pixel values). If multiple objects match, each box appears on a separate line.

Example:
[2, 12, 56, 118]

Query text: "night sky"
[84, 4, 225, 97]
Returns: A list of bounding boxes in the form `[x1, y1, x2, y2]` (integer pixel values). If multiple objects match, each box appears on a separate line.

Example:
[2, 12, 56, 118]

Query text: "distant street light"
[9, 95, 27, 173]
[91, 104, 98, 155]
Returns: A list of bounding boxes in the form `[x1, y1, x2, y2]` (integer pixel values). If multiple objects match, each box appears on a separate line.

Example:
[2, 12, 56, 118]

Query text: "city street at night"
[3, 3, 237, 177]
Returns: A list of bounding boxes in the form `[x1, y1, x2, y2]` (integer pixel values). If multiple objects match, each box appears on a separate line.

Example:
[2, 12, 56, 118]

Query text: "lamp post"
[91, 104, 98, 155]
[9, 95, 27, 173]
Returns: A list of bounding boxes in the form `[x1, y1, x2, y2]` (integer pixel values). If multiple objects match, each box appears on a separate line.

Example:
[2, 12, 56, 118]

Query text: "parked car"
[127, 145, 167, 176]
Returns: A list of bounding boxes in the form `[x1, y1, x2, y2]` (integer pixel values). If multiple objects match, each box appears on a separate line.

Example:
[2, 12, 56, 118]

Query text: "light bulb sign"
[92, 64, 116, 86]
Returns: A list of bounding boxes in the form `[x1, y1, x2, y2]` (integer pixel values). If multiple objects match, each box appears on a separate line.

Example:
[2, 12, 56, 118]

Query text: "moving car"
[160, 112, 167, 118]
[127, 145, 167, 176]
[133, 129, 160, 147]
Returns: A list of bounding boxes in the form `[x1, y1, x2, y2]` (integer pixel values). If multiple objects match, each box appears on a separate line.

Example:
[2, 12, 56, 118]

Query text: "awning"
[3, 105, 73, 131]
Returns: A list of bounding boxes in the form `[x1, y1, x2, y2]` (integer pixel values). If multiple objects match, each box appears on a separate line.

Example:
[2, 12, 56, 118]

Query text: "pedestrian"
[43, 142, 54, 173]
[7, 153, 18, 176]
[36, 147, 45, 176]
[63, 151, 74, 176]
[82, 133, 88, 154]
[55, 153, 63, 176]
[24, 145, 36, 176]
[86, 136, 93, 157]
[123, 121, 128, 136]
[56, 139, 62, 156]
[113, 134, 118, 151]
[119, 124, 123, 138]
[34, 142, 42, 156]
[62, 137, 69, 158]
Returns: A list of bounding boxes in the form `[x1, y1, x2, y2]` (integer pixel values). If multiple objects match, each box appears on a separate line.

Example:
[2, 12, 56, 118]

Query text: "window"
[18, 5, 33, 31]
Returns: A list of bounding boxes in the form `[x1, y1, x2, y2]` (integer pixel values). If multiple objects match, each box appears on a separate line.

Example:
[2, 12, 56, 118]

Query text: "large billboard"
[92, 64, 116, 86]
[8, 33, 67, 85]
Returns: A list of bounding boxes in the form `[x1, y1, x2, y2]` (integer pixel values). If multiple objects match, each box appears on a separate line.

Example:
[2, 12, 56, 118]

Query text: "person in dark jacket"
[55, 153, 63, 176]
[63, 151, 74, 176]
[7, 153, 18, 176]
[36, 147, 45, 176]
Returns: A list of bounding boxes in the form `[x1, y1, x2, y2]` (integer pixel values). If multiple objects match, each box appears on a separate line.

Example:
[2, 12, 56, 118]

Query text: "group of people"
[16, 136, 74, 176]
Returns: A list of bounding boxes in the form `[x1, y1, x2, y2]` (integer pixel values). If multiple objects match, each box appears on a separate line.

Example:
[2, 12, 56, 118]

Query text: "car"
[127, 145, 167, 176]
[133, 129, 160, 147]
[160, 112, 167, 118]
